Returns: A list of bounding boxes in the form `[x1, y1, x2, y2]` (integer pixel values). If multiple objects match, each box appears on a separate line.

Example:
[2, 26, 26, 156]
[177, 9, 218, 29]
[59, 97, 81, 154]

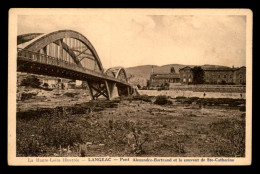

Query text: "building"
[41, 78, 61, 88]
[179, 66, 246, 85]
[234, 66, 246, 84]
[149, 73, 180, 87]
[179, 67, 193, 84]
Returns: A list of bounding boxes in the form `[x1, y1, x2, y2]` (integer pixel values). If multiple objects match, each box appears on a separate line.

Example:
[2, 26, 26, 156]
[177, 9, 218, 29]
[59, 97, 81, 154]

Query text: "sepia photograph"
[8, 8, 252, 165]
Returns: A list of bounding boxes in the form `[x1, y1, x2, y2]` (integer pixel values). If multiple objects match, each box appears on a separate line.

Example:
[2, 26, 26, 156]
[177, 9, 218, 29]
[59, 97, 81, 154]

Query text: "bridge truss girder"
[18, 30, 104, 73]
[17, 30, 133, 101]
[87, 80, 130, 101]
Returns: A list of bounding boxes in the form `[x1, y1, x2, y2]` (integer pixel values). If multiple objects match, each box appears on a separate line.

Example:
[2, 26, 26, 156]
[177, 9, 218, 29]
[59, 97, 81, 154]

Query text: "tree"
[146, 80, 150, 88]
[20, 75, 41, 88]
[170, 67, 175, 73]
[221, 80, 227, 85]
[192, 66, 205, 84]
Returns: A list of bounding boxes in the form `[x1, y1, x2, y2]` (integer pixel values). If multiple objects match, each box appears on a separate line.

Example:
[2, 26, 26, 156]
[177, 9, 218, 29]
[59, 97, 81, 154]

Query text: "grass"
[208, 118, 245, 157]
[63, 92, 80, 98]
[154, 95, 173, 105]
[121, 95, 153, 103]
[17, 97, 246, 157]
[176, 97, 245, 107]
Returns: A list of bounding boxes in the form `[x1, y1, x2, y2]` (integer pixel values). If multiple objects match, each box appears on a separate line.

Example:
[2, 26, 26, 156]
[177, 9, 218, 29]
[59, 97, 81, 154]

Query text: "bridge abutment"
[106, 81, 119, 100]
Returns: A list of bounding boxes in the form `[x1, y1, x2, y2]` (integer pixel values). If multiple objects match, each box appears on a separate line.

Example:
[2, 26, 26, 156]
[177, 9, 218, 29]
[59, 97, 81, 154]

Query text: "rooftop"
[179, 66, 246, 71]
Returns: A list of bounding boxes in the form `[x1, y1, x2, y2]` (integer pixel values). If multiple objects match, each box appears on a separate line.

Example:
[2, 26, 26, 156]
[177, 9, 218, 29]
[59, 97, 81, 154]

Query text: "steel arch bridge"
[17, 30, 132, 100]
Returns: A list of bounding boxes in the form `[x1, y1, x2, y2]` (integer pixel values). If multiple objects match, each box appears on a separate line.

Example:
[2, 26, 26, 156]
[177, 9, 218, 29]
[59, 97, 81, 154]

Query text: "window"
[224, 75, 226, 78]
[218, 75, 220, 78]
[230, 75, 232, 79]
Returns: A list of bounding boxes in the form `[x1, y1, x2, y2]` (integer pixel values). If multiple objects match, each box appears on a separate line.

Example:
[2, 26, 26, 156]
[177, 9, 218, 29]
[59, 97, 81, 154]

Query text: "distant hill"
[17, 64, 231, 87]
[125, 64, 230, 86]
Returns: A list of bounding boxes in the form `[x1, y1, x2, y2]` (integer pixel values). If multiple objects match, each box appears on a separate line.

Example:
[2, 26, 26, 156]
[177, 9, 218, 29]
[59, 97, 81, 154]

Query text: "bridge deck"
[17, 48, 130, 87]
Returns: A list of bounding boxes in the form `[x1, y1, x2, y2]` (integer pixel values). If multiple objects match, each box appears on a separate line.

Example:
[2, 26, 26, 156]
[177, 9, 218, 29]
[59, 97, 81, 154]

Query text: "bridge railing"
[17, 48, 89, 73]
[17, 48, 130, 86]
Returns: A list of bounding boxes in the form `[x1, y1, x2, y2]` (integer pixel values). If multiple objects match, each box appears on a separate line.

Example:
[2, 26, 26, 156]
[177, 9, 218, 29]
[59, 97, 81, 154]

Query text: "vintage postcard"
[8, 8, 252, 166]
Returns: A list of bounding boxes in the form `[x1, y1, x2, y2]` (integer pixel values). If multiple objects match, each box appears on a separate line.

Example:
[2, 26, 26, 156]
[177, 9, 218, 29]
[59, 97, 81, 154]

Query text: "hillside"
[17, 64, 231, 87]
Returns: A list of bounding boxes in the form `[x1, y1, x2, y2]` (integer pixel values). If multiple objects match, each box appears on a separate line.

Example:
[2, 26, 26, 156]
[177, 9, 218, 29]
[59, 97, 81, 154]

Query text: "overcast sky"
[18, 14, 246, 69]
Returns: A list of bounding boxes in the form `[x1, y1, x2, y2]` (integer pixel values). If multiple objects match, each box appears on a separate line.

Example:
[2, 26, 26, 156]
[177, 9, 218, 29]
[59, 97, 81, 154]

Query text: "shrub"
[228, 101, 240, 107]
[189, 97, 199, 100]
[125, 120, 149, 155]
[20, 92, 37, 101]
[20, 75, 41, 88]
[220, 80, 227, 85]
[63, 92, 79, 98]
[209, 119, 245, 157]
[154, 95, 172, 105]
[132, 95, 152, 102]
[17, 107, 85, 156]
[239, 106, 246, 112]
[176, 96, 186, 99]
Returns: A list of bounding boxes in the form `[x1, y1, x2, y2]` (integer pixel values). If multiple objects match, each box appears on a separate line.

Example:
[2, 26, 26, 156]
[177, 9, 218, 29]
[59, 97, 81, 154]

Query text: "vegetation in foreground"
[17, 96, 246, 157]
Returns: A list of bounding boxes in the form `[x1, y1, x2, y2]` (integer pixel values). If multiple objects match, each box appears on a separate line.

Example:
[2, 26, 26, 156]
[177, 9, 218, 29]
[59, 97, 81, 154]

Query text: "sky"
[18, 14, 246, 69]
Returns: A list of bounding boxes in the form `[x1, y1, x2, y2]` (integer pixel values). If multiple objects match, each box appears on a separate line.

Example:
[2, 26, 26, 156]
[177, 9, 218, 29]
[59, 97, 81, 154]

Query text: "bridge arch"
[105, 67, 128, 83]
[17, 30, 132, 100]
[104, 67, 129, 98]
[18, 30, 104, 73]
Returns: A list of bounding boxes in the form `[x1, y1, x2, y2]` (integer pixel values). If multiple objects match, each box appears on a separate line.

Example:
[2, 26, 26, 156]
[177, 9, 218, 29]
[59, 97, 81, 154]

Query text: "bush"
[21, 93, 37, 101]
[220, 80, 227, 85]
[227, 82, 235, 85]
[20, 75, 41, 88]
[154, 95, 172, 105]
[17, 108, 84, 156]
[239, 106, 246, 112]
[176, 96, 186, 99]
[132, 95, 152, 102]
[228, 101, 240, 107]
[209, 119, 245, 157]
[63, 92, 79, 98]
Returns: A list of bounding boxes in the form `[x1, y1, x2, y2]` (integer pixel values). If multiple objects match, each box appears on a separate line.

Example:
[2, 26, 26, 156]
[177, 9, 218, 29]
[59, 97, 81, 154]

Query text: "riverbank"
[17, 95, 245, 157]
[138, 90, 245, 99]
